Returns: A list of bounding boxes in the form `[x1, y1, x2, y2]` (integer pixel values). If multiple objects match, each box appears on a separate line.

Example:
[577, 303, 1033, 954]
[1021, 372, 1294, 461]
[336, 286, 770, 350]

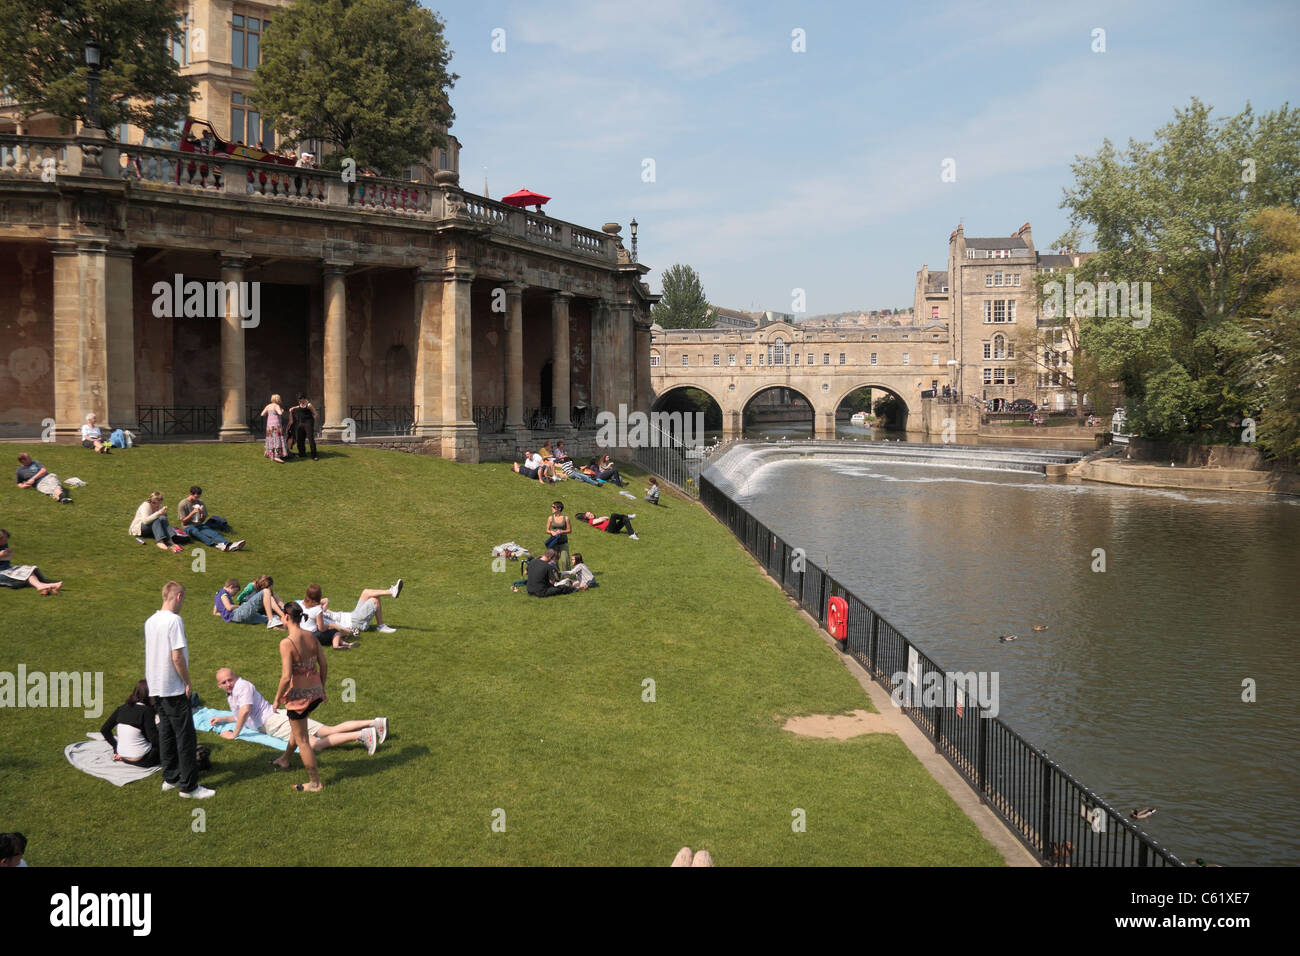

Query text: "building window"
[681, 354, 689, 366]
[823, 353, 830, 365]
[903, 353, 910, 365]
[984, 368, 992, 384]
[793, 353, 799, 365]
[806, 353, 813, 365]
[758, 353, 764, 365]
[171, 13, 191, 66]
[1013, 274, 1021, 286]
[983, 342, 991, 360]
[232, 13, 269, 70]
[870, 334, 877, 340]
[993, 300, 1006, 323]
[650, 352, 660, 367]
[986, 274, 993, 288]
[838, 353, 846, 365]
[932, 353, 939, 365]
[992, 334, 1007, 359]
[771, 338, 785, 365]
[713, 353, 720, 366]
[902, 334, 909, 340]
[870, 352, 878, 365]
[931, 306, 939, 319]
[728, 353, 736, 366]
[745, 354, 753, 366]
[1008, 300, 1017, 322]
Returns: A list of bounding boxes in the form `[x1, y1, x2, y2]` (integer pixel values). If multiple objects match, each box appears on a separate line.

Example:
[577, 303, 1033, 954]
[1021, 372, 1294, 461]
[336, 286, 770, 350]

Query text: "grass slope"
[0, 443, 1002, 866]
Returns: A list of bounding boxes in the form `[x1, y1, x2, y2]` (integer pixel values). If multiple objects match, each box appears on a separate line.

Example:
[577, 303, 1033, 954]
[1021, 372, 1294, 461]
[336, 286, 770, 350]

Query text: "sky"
[426, 0, 1299, 315]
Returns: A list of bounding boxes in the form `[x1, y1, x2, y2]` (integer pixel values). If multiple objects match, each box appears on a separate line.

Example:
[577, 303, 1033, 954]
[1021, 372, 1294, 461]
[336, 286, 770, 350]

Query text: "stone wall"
[0, 243, 54, 436]
[1128, 438, 1296, 472]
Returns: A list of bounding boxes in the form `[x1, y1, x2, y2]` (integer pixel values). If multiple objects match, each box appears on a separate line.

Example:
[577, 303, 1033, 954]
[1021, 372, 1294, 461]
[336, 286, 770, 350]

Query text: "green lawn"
[1, 442, 1002, 866]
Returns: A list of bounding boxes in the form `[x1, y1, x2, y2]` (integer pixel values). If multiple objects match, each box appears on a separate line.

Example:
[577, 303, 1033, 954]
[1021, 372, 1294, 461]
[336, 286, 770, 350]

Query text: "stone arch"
[830, 381, 911, 432]
[651, 381, 728, 414]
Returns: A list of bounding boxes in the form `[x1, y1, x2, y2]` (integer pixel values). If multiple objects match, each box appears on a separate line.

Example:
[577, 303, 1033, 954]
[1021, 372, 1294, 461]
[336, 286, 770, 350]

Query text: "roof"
[964, 237, 1028, 250]
[1036, 254, 1075, 268]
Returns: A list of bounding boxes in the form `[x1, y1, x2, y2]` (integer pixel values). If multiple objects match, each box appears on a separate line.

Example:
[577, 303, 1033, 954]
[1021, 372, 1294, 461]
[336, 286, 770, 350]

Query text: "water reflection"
[739, 458, 1300, 865]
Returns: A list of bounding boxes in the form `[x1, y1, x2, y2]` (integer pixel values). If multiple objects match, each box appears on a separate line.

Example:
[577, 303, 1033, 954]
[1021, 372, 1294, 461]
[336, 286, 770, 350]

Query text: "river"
[735, 455, 1300, 866]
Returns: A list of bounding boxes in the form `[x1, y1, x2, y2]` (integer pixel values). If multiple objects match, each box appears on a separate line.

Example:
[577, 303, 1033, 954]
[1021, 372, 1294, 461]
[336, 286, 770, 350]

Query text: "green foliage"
[1249, 209, 1300, 460]
[0, 0, 195, 136]
[253, 0, 456, 174]
[1060, 99, 1300, 441]
[840, 386, 873, 413]
[650, 264, 713, 329]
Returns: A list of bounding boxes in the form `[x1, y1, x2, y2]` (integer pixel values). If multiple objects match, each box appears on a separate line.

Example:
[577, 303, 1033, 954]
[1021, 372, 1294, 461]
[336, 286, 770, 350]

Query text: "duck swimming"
[999, 634, 1020, 643]
[1131, 807, 1157, 820]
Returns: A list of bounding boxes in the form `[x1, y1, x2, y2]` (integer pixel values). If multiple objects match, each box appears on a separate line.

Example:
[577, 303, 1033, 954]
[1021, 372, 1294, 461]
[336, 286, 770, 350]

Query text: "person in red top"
[578, 511, 638, 539]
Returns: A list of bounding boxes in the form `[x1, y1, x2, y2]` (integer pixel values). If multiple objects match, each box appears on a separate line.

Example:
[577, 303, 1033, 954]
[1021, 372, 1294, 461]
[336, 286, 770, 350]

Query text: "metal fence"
[347, 405, 419, 436]
[623, 422, 731, 499]
[698, 474, 1183, 868]
[136, 405, 218, 438]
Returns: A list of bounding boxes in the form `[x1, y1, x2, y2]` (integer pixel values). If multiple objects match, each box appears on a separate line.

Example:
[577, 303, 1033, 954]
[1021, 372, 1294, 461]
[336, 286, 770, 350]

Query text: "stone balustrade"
[0, 132, 617, 262]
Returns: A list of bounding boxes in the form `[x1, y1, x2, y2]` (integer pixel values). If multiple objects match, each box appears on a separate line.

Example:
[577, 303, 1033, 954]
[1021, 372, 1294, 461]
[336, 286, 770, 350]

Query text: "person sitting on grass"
[555, 456, 601, 485]
[319, 579, 403, 635]
[553, 440, 572, 465]
[596, 455, 627, 487]
[212, 667, 382, 762]
[177, 485, 245, 551]
[525, 549, 574, 597]
[645, 478, 661, 506]
[578, 510, 639, 539]
[294, 584, 357, 649]
[213, 577, 286, 625]
[100, 680, 160, 767]
[0, 528, 62, 595]
[130, 491, 184, 552]
[558, 552, 597, 590]
[0, 833, 27, 867]
[512, 450, 553, 484]
[81, 413, 112, 454]
[15, 453, 72, 504]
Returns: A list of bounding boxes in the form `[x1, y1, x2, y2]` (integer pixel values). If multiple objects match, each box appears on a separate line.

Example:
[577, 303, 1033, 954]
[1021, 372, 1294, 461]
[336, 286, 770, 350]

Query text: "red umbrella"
[500, 188, 551, 209]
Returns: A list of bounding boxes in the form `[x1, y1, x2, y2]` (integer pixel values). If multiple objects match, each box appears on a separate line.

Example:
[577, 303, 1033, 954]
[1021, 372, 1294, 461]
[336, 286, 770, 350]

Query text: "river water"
[736, 456, 1300, 866]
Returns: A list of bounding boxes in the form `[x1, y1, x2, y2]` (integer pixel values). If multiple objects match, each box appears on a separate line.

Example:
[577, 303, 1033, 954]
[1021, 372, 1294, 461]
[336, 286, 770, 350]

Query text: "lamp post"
[629, 218, 638, 263]
[84, 39, 102, 130]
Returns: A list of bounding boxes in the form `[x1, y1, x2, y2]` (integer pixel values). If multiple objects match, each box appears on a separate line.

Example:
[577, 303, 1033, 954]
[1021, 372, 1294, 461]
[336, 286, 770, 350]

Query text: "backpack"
[109, 428, 127, 449]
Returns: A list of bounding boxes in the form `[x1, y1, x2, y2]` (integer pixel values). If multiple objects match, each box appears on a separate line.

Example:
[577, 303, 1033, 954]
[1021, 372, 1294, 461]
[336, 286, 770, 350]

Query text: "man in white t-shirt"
[144, 581, 214, 799]
[212, 667, 385, 764]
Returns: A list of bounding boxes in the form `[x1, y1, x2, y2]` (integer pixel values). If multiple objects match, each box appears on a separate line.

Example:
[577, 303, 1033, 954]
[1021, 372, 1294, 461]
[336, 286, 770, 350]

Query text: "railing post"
[869, 613, 879, 675]
[1040, 758, 1053, 857]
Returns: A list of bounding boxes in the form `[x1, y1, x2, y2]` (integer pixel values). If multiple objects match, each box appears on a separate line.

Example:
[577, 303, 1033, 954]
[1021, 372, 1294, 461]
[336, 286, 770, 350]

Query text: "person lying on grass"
[512, 450, 555, 484]
[213, 576, 287, 626]
[318, 579, 403, 635]
[213, 667, 383, 764]
[578, 511, 639, 539]
[0, 528, 62, 594]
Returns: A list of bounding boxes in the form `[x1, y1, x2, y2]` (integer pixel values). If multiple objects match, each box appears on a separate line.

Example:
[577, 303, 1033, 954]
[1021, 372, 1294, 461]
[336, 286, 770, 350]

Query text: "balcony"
[0, 132, 618, 263]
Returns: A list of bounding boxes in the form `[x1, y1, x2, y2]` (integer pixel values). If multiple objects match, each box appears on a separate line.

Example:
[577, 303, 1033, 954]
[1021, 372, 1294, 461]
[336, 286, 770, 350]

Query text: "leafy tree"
[253, 0, 455, 174]
[1247, 207, 1300, 460]
[0, 0, 195, 136]
[1059, 99, 1300, 441]
[651, 264, 713, 329]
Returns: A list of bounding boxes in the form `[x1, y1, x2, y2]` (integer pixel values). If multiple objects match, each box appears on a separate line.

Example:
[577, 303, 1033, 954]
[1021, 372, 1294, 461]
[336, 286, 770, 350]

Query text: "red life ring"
[827, 596, 848, 641]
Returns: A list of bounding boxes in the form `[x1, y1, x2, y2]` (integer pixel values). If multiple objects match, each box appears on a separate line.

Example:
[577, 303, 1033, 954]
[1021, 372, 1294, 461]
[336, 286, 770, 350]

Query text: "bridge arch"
[831, 381, 912, 432]
[651, 382, 727, 414]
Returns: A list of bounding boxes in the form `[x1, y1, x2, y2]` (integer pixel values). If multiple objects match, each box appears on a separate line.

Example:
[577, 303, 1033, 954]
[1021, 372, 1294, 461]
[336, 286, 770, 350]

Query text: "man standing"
[15, 453, 72, 503]
[288, 394, 318, 461]
[177, 485, 245, 551]
[145, 582, 214, 799]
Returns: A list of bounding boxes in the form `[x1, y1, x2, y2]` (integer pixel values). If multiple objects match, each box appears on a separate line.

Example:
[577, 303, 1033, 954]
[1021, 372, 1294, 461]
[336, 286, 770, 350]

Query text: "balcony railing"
[0, 132, 617, 262]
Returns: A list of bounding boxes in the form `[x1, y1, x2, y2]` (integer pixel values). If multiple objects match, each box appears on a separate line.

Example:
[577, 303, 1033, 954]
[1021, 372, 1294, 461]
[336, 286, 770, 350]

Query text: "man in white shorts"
[320, 579, 403, 635]
[212, 667, 387, 764]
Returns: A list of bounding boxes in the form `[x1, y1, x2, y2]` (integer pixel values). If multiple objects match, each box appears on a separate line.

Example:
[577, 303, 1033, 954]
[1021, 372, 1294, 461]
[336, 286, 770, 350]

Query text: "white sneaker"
[215, 542, 229, 551]
[230, 540, 247, 552]
[179, 786, 216, 799]
[359, 728, 377, 755]
[390, 578, 403, 599]
[627, 514, 637, 519]
[628, 533, 639, 540]
[375, 624, 397, 634]
[374, 717, 388, 744]
[161, 780, 178, 792]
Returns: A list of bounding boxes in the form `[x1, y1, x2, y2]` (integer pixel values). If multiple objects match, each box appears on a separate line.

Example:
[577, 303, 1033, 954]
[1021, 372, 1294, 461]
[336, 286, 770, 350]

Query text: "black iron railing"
[523, 406, 555, 431]
[697, 474, 1183, 868]
[473, 405, 506, 434]
[347, 405, 418, 436]
[572, 406, 600, 430]
[136, 405, 218, 438]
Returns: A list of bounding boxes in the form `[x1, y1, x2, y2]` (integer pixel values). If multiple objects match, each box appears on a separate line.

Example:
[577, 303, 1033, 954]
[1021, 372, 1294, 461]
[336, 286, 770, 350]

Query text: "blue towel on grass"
[192, 706, 288, 751]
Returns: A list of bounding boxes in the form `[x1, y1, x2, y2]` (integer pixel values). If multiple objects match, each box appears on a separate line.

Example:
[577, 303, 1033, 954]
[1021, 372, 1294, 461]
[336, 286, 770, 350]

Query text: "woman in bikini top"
[273, 604, 328, 792]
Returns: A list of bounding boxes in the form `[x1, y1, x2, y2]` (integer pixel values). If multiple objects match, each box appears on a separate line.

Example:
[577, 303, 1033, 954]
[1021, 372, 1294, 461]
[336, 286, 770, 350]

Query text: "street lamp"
[84, 39, 102, 130]
[629, 218, 638, 263]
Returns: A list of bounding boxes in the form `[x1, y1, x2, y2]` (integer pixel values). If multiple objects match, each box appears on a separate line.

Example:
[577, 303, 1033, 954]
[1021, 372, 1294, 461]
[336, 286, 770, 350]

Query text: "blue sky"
[428, 0, 1299, 315]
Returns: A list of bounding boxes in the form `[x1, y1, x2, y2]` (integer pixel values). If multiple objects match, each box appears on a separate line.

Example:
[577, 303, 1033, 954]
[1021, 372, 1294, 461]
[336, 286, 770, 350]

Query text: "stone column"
[609, 301, 634, 417]
[505, 283, 524, 429]
[413, 267, 444, 434]
[217, 255, 252, 441]
[440, 267, 478, 461]
[320, 262, 351, 440]
[633, 316, 652, 415]
[105, 245, 136, 428]
[551, 291, 572, 427]
[723, 408, 741, 441]
[590, 300, 614, 415]
[50, 240, 109, 441]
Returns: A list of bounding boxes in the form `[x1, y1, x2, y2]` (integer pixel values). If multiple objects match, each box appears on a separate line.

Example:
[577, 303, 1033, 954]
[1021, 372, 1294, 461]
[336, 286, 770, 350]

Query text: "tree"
[253, 0, 456, 174]
[1247, 207, 1300, 460]
[1060, 99, 1300, 441]
[0, 0, 195, 136]
[651, 264, 713, 329]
